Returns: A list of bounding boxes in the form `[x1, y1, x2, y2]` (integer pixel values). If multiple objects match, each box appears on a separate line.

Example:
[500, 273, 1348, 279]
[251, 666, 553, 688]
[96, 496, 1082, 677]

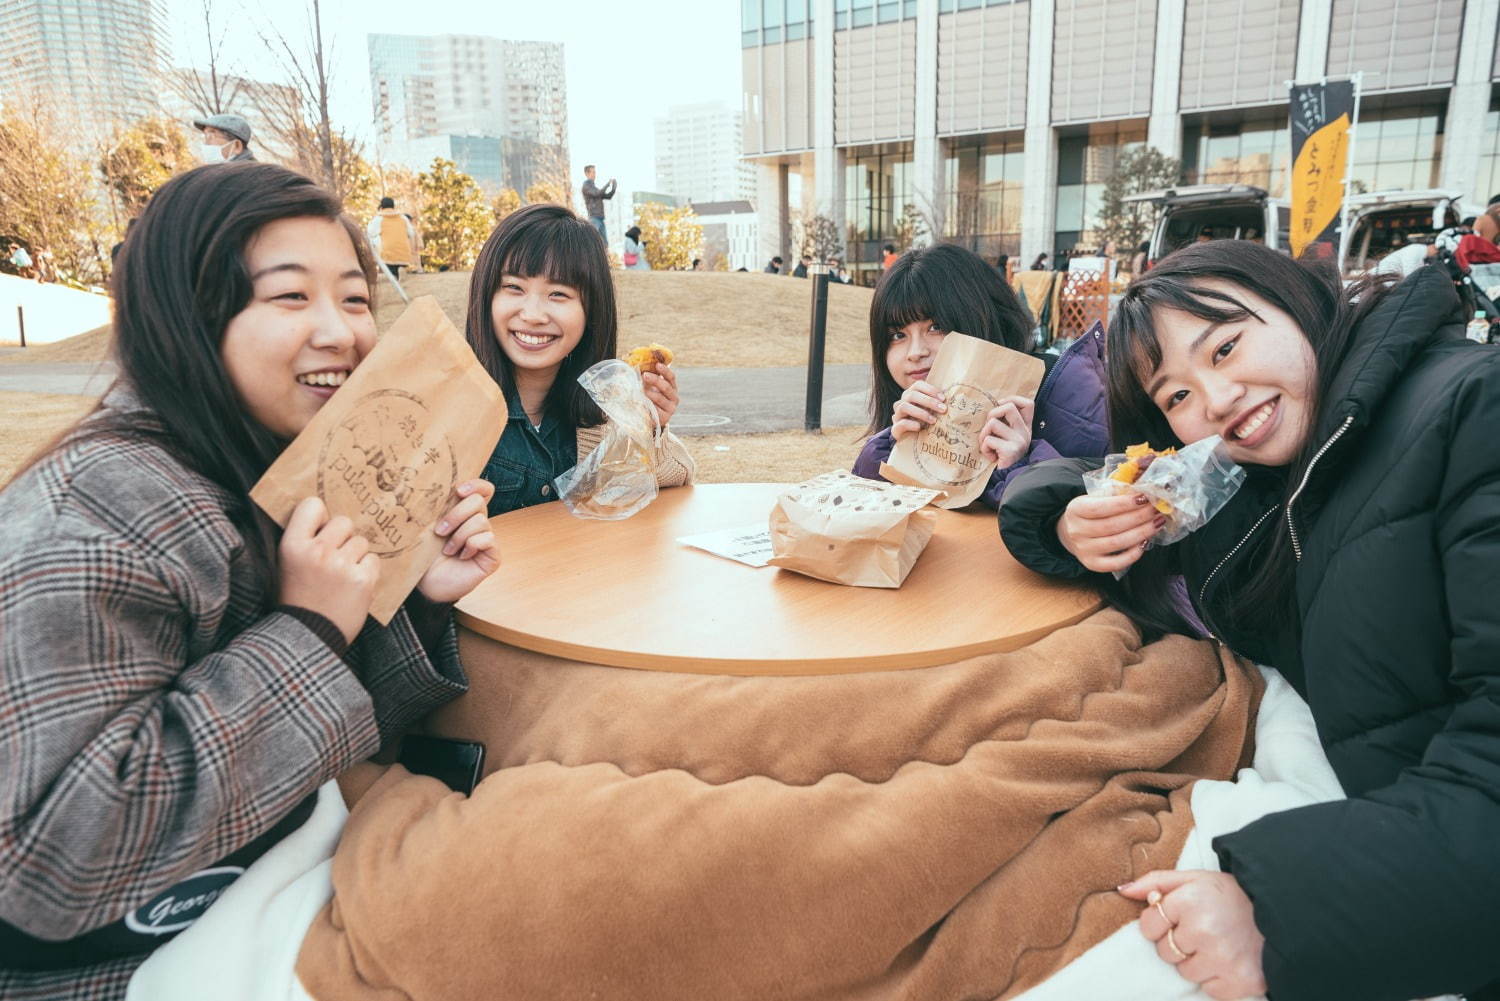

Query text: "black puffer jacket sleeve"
[1214, 353, 1500, 1001]
[997, 457, 1101, 579]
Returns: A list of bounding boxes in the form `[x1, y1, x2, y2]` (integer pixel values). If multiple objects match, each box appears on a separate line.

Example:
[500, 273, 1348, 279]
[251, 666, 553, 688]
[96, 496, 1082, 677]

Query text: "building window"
[944, 133, 1025, 260]
[836, 0, 915, 27]
[1477, 87, 1500, 206]
[1181, 112, 1291, 197]
[746, 0, 811, 45]
[1053, 119, 1147, 255]
[1344, 97, 1446, 194]
[844, 142, 914, 282]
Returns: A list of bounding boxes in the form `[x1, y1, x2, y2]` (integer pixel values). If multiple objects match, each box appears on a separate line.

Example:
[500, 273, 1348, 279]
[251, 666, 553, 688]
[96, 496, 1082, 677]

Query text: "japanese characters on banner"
[1289, 80, 1356, 260]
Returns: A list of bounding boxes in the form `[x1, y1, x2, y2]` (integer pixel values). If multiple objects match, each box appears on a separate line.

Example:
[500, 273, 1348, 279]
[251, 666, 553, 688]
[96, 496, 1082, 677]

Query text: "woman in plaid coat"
[0, 164, 498, 999]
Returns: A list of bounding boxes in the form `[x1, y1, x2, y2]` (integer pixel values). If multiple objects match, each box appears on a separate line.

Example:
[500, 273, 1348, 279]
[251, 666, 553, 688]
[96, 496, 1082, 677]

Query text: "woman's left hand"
[1119, 870, 1267, 1000]
[641, 364, 679, 427]
[979, 395, 1035, 468]
[417, 479, 499, 604]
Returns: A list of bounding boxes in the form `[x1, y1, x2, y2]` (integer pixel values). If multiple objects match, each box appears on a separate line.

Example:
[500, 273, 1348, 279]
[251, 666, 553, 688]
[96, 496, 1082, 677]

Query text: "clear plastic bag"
[1082, 435, 1246, 551]
[553, 359, 661, 520]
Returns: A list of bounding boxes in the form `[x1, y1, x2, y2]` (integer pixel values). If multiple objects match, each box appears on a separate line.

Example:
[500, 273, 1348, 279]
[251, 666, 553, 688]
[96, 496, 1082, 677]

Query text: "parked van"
[1124, 184, 1290, 267]
[1340, 189, 1476, 274]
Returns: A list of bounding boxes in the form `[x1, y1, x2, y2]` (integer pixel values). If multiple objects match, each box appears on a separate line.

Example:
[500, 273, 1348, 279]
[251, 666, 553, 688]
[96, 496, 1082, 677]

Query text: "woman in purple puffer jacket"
[852, 244, 1108, 508]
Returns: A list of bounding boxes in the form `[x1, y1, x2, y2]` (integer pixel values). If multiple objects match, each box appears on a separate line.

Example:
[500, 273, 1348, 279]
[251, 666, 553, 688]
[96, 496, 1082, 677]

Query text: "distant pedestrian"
[690, 258, 703, 271]
[1030, 252, 1048, 271]
[996, 254, 1010, 283]
[581, 165, 617, 242]
[623, 226, 650, 270]
[8, 241, 34, 279]
[764, 256, 783, 274]
[191, 113, 254, 163]
[882, 244, 898, 271]
[366, 197, 420, 280]
[792, 255, 811, 278]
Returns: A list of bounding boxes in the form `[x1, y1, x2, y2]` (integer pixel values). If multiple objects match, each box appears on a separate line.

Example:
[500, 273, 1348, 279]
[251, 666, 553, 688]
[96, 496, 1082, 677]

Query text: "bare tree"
[171, 0, 245, 116]
[256, 0, 353, 197]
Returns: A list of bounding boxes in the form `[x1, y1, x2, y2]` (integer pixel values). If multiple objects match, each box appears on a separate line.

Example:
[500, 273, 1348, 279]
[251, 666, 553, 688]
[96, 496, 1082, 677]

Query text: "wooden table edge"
[455, 597, 1103, 675]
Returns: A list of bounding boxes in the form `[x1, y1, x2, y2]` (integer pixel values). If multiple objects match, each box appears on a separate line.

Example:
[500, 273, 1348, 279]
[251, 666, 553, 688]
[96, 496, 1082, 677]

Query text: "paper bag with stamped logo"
[250, 296, 505, 624]
[767, 470, 942, 588]
[880, 332, 1045, 509]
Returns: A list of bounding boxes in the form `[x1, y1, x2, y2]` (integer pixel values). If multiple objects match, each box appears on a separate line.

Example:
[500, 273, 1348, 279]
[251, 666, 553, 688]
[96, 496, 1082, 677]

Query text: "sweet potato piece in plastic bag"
[553, 359, 662, 520]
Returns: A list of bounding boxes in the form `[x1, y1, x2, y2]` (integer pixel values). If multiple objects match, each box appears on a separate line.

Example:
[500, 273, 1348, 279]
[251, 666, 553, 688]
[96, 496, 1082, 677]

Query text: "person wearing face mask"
[191, 113, 255, 164]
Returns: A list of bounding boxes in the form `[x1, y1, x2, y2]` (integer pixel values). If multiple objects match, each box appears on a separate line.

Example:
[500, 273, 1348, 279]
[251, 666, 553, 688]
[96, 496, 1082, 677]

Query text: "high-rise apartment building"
[368, 33, 569, 193]
[0, 0, 168, 142]
[742, 0, 1500, 284]
[654, 101, 757, 204]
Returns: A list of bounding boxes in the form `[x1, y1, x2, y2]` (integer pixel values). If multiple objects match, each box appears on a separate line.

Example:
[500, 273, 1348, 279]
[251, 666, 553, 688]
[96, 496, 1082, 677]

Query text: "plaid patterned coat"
[0, 393, 467, 999]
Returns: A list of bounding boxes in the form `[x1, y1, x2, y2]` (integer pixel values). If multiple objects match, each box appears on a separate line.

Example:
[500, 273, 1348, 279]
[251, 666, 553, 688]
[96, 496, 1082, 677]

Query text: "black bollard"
[804, 270, 829, 432]
[16, 305, 24, 348]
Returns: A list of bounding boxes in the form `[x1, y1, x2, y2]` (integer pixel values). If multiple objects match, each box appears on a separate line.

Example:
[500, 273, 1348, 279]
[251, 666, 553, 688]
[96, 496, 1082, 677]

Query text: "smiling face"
[1142, 279, 1316, 466]
[489, 272, 587, 385]
[220, 216, 376, 439]
[885, 318, 947, 390]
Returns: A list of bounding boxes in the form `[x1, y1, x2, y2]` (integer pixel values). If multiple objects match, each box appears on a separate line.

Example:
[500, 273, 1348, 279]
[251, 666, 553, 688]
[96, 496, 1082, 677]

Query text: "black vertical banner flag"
[1289, 80, 1355, 260]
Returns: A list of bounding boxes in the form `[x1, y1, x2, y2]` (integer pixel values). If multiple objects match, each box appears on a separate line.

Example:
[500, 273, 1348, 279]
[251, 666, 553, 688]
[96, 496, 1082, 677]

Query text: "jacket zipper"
[1285, 414, 1355, 562]
[1198, 502, 1281, 607]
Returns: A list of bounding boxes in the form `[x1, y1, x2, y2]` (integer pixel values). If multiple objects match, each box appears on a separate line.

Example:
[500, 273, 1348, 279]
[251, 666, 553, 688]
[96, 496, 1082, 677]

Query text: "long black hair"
[866, 243, 1031, 436]
[465, 203, 615, 428]
[7, 163, 375, 582]
[1104, 240, 1395, 639]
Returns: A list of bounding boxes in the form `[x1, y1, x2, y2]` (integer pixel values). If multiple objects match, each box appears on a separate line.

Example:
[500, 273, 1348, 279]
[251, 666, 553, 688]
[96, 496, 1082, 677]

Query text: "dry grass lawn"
[0, 388, 867, 487]
[382, 270, 873, 367]
[0, 393, 99, 480]
[2, 271, 874, 369]
[688, 426, 867, 484]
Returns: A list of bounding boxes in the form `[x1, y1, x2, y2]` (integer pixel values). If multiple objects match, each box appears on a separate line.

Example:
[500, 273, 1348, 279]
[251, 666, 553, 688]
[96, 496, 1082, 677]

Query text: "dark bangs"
[866, 243, 1029, 435]
[466, 203, 617, 427]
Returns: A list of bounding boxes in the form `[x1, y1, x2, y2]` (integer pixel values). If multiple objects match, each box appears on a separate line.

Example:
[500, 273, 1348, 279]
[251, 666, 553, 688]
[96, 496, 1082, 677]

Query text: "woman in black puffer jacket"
[998, 241, 1500, 1001]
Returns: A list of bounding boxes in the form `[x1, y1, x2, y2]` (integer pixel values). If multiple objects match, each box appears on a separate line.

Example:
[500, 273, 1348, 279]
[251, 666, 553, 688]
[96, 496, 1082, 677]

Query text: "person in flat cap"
[192, 113, 255, 163]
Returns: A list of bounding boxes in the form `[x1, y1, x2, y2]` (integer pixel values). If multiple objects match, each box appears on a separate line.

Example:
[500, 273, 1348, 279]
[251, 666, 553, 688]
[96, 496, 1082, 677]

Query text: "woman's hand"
[279, 497, 380, 645]
[1120, 870, 1267, 1000]
[417, 479, 499, 604]
[641, 364, 679, 427]
[890, 381, 946, 442]
[1056, 491, 1164, 573]
[980, 395, 1035, 468]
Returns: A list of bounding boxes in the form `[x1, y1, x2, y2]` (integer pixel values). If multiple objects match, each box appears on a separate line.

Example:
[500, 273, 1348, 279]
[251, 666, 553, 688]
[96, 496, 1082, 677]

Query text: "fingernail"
[1116, 882, 1132, 892]
[1154, 516, 1166, 528]
[1134, 494, 1149, 505]
[437, 521, 450, 534]
[1140, 541, 1150, 550]
[456, 482, 471, 496]
[937, 404, 947, 413]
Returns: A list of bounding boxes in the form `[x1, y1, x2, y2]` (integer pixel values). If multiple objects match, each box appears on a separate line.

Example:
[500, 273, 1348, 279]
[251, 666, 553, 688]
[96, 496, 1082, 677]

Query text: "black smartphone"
[397, 735, 486, 795]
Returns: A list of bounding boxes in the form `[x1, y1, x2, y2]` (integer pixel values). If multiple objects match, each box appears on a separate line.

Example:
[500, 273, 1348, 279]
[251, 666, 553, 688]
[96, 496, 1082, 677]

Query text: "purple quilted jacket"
[853, 322, 1108, 509]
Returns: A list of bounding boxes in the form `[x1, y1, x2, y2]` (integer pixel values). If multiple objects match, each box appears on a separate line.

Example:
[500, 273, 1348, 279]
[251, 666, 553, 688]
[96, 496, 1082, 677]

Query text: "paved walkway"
[0, 361, 873, 435]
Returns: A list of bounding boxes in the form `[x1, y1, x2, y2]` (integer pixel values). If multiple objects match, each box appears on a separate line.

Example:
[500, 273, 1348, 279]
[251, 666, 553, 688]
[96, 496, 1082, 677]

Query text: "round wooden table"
[454, 483, 1100, 675]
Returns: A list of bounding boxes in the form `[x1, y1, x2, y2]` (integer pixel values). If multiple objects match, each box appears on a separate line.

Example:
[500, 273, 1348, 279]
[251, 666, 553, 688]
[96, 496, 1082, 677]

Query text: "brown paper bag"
[767, 470, 942, 588]
[882, 332, 1045, 509]
[250, 296, 506, 623]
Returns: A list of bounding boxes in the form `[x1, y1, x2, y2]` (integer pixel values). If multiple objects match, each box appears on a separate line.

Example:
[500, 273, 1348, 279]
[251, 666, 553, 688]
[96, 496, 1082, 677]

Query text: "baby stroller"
[1434, 246, 1500, 343]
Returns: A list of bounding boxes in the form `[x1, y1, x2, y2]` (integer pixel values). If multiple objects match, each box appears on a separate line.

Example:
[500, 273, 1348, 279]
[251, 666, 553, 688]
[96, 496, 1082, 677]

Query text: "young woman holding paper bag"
[852, 244, 1108, 508]
[0, 164, 497, 1000]
[464, 203, 694, 517]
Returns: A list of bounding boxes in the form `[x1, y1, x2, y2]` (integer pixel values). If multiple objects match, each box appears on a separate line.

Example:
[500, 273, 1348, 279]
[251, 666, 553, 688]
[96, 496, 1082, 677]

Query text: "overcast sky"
[164, 0, 744, 196]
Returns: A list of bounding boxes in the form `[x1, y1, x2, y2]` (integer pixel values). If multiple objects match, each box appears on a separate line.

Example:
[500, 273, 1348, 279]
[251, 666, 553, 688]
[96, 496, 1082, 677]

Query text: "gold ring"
[1166, 927, 1189, 962]
[1153, 899, 1171, 927]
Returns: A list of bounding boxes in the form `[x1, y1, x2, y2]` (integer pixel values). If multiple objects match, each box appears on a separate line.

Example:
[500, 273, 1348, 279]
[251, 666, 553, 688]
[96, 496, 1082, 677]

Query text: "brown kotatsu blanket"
[296, 609, 1262, 1001]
